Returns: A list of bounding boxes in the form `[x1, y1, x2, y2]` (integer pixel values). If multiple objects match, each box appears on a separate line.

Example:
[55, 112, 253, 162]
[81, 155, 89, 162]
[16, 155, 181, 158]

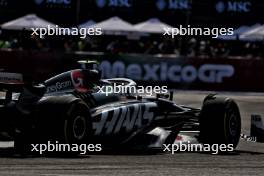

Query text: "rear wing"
[0, 72, 24, 89]
[0, 72, 24, 104]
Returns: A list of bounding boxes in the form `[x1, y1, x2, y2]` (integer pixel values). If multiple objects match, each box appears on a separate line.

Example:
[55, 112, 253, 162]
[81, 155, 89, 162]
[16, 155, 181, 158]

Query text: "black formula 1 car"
[0, 61, 241, 155]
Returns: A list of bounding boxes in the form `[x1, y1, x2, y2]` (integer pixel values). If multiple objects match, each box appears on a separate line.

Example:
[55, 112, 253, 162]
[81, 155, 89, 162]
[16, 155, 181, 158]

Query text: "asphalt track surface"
[1, 91, 264, 176]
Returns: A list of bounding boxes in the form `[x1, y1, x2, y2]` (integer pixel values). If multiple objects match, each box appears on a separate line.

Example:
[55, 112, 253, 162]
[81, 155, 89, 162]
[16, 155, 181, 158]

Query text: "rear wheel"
[62, 101, 91, 144]
[199, 95, 241, 150]
[14, 98, 92, 156]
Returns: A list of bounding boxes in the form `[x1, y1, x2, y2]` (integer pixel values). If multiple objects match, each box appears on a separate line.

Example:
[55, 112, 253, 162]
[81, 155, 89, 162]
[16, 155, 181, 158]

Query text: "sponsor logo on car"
[71, 70, 89, 92]
[46, 80, 72, 93]
[93, 102, 157, 135]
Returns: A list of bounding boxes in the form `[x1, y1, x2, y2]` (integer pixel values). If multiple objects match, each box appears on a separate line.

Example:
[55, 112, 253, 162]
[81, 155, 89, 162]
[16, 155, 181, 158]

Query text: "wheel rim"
[229, 112, 238, 137]
[72, 115, 86, 140]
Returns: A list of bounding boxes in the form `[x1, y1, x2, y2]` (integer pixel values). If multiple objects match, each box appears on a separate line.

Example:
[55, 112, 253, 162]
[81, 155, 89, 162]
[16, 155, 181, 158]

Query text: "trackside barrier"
[0, 50, 263, 91]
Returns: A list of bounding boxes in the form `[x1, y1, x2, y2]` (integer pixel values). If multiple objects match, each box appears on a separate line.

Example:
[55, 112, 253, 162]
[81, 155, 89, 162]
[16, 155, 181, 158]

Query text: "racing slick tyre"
[15, 98, 92, 156]
[199, 94, 241, 150]
[39, 98, 92, 156]
[61, 100, 92, 145]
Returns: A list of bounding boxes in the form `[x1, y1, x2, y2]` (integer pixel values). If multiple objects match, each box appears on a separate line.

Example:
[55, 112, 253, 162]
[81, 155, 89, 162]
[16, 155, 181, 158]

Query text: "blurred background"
[0, 0, 263, 91]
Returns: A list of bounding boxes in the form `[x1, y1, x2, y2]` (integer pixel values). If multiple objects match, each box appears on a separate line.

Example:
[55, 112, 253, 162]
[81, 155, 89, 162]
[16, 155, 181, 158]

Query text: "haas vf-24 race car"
[0, 61, 241, 154]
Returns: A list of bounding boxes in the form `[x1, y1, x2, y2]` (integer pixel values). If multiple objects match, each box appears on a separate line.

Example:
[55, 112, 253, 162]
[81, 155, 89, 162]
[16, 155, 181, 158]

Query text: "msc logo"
[216, 1, 251, 13]
[156, 0, 191, 11]
[34, 0, 45, 4]
[96, 0, 131, 8]
[96, 0, 106, 8]
[34, 0, 71, 5]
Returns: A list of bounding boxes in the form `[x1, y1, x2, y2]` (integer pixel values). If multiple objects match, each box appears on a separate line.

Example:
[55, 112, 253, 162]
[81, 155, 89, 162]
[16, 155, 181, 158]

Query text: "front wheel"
[199, 95, 241, 150]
